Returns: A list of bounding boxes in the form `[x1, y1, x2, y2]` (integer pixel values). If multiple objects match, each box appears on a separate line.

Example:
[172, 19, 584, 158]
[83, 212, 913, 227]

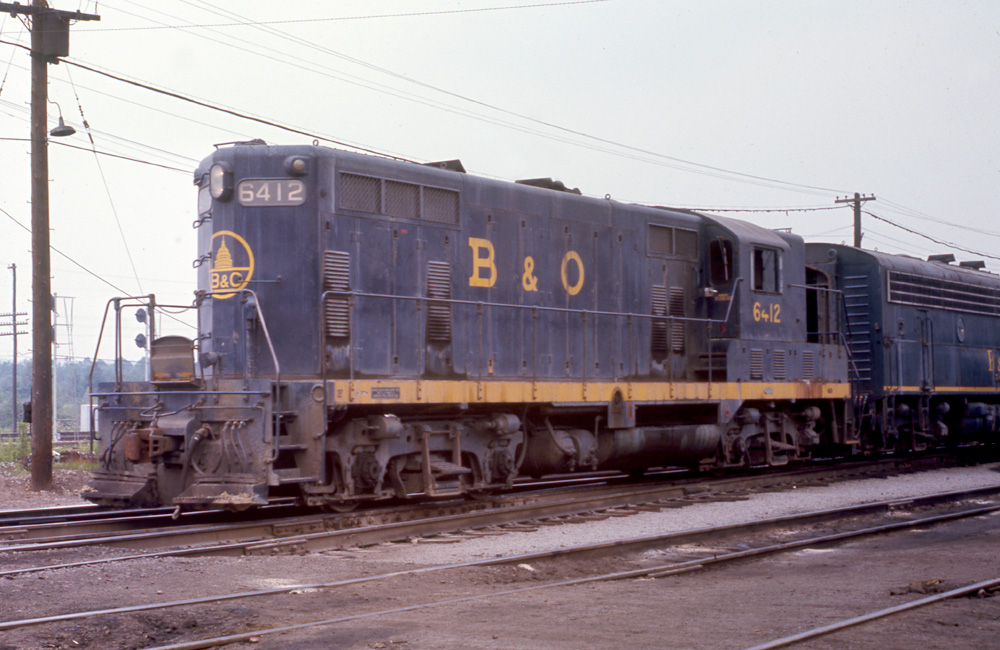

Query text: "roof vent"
[423, 159, 466, 173]
[959, 260, 986, 270]
[515, 177, 581, 195]
[927, 253, 955, 264]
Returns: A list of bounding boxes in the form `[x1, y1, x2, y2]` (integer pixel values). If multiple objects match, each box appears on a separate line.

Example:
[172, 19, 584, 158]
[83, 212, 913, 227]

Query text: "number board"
[237, 179, 306, 207]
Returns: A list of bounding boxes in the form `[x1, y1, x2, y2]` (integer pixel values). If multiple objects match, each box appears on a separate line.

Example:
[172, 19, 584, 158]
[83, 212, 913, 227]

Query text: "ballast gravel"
[374, 463, 1000, 566]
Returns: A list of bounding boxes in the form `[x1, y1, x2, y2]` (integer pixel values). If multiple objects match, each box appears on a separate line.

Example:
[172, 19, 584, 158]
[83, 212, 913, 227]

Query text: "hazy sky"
[0, 0, 998, 364]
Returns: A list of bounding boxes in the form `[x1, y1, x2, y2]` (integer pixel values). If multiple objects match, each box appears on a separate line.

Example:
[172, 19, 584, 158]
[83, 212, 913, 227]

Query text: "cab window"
[752, 247, 781, 293]
[709, 238, 733, 285]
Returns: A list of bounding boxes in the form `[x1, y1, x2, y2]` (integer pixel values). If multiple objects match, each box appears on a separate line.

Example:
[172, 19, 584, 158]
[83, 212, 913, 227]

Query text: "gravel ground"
[374, 463, 1000, 566]
[0, 462, 998, 649]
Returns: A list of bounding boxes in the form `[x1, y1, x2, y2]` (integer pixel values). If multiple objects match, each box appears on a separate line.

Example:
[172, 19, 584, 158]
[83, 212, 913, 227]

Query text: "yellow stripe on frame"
[883, 385, 1000, 394]
[331, 379, 851, 405]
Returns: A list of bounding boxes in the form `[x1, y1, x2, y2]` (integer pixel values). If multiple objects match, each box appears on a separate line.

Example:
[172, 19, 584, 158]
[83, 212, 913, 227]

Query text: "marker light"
[284, 155, 308, 176]
[209, 162, 233, 200]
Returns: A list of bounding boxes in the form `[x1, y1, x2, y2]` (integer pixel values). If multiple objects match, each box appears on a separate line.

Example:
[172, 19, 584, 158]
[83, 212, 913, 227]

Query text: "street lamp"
[0, 0, 102, 491]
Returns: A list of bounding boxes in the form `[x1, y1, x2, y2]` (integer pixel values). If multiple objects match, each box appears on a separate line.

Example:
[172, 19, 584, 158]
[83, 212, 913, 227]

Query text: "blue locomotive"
[806, 244, 1000, 451]
[84, 142, 992, 510]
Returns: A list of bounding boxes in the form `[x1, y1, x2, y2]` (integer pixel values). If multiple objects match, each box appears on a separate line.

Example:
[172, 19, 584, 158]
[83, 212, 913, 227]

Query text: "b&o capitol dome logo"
[211, 230, 254, 299]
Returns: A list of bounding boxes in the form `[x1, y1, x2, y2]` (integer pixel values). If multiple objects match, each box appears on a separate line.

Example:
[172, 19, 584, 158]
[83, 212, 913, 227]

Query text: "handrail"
[88, 295, 194, 393]
[321, 288, 736, 327]
[197, 288, 283, 451]
[321, 278, 748, 391]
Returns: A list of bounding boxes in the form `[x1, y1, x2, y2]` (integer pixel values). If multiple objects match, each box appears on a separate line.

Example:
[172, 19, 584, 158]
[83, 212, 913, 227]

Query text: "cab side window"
[709, 238, 733, 285]
[752, 247, 781, 293]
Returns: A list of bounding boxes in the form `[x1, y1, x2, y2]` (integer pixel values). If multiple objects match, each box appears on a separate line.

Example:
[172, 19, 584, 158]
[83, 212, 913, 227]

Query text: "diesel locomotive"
[84, 142, 997, 510]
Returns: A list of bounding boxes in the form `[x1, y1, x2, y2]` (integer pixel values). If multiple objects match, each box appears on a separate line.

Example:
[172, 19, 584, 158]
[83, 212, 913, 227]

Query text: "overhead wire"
[0, 94, 194, 172]
[684, 205, 842, 214]
[0, 35, 404, 160]
[0, 204, 196, 330]
[2, 5, 995, 266]
[50, 141, 190, 173]
[65, 64, 145, 295]
[877, 197, 1000, 239]
[158, 0, 849, 197]
[0, 204, 132, 295]
[89, 1, 614, 31]
[0, 14, 24, 99]
[69, 1, 843, 197]
[863, 210, 1000, 262]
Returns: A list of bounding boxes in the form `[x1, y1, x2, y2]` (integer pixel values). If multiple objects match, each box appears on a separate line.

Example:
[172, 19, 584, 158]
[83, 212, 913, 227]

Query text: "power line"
[136, 1, 847, 197]
[62, 56, 413, 159]
[4, 9, 996, 262]
[0, 36, 402, 159]
[15, 2, 847, 197]
[0, 205, 198, 330]
[0, 200, 131, 295]
[50, 140, 189, 172]
[864, 210, 1000, 262]
[878, 197, 1000, 239]
[86, 0, 614, 31]
[687, 205, 842, 214]
[66, 64, 145, 296]
[0, 88, 199, 170]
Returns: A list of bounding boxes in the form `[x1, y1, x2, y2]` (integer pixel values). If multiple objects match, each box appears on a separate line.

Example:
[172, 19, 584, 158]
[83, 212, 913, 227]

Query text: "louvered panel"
[323, 250, 351, 338]
[750, 349, 764, 380]
[773, 349, 787, 380]
[669, 287, 686, 354]
[426, 261, 452, 342]
[651, 285, 668, 355]
[802, 351, 815, 379]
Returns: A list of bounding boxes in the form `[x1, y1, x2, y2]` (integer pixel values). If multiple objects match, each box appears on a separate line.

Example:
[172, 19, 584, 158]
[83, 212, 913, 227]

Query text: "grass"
[0, 430, 31, 465]
[0, 430, 98, 472]
[55, 457, 99, 471]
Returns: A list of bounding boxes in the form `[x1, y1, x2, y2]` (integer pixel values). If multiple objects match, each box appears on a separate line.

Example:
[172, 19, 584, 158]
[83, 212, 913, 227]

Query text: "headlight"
[209, 162, 233, 200]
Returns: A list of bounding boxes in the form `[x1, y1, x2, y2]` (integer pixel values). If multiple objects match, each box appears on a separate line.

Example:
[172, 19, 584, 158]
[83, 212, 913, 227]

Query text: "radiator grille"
[648, 225, 673, 256]
[340, 173, 381, 213]
[339, 173, 459, 224]
[385, 180, 420, 219]
[426, 261, 452, 342]
[423, 186, 460, 224]
[323, 250, 351, 338]
[888, 270, 1000, 316]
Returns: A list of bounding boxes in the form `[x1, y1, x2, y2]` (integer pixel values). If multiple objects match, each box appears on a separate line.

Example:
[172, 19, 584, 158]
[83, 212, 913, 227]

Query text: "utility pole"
[834, 192, 876, 248]
[52, 294, 75, 438]
[1, 264, 27, 435]
[0, 1, 100, 490]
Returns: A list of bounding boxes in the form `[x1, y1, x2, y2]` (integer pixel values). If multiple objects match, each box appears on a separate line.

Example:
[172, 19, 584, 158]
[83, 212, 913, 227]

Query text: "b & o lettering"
[561, 250, 585, 296]
[468, 237, 497, 288]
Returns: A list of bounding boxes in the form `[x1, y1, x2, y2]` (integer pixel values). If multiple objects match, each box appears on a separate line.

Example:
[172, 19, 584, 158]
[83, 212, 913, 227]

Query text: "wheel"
[321, 501, 359, 513]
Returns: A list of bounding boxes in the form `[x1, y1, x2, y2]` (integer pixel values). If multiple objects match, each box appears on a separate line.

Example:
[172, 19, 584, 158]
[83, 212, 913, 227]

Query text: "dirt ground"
[0, 469, 998, 650]
[0, 464, 92, 511]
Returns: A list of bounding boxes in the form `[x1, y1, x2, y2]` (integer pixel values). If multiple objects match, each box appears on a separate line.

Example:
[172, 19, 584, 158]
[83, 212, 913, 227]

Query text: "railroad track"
[1, 480, 997, 649]
[0, 456, 975, 577]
